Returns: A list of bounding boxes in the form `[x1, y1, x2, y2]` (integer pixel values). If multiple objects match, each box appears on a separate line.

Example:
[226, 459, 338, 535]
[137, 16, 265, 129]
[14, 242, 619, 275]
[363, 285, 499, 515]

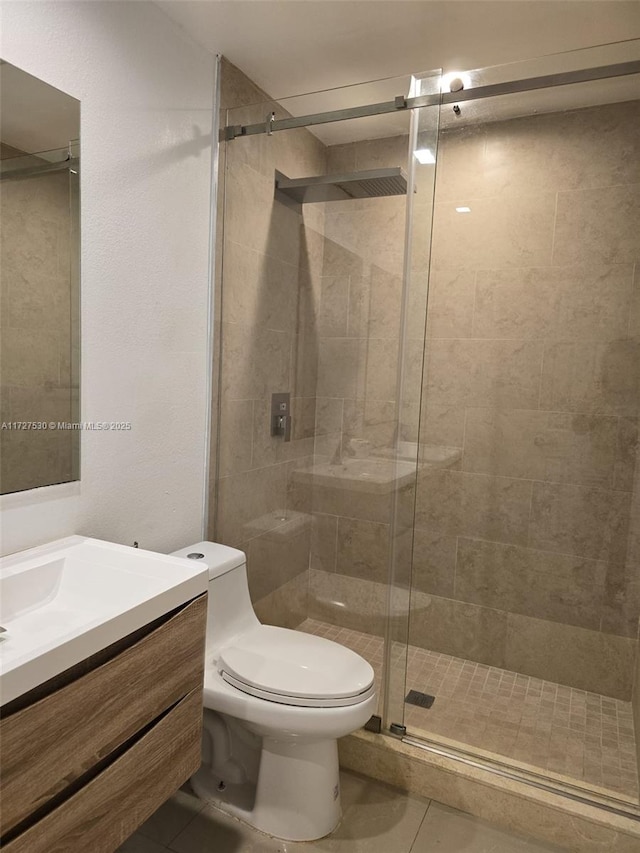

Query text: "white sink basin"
[0, 536, 208, 706]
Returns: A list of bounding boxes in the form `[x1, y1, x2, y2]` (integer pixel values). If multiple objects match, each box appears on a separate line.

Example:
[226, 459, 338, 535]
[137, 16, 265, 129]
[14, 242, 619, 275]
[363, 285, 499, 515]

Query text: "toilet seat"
[218, 625, 375, 708]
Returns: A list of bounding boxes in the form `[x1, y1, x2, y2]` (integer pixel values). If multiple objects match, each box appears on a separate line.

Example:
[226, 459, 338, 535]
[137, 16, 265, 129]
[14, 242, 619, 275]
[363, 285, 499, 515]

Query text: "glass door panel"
[404, 39, 640, 809]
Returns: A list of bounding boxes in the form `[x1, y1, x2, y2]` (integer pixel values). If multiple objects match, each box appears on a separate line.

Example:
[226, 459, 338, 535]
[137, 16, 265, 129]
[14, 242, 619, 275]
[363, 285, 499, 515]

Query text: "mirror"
[0, 61, 80, 494]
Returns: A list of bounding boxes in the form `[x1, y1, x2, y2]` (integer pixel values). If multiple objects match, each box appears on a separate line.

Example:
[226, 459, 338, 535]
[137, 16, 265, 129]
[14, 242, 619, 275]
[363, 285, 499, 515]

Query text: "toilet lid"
[218, 625, 375, 708]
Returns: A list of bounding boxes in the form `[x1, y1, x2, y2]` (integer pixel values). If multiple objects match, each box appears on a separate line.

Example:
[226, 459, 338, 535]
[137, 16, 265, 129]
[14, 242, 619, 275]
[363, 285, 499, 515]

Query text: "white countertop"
[0, 536, 208, 706]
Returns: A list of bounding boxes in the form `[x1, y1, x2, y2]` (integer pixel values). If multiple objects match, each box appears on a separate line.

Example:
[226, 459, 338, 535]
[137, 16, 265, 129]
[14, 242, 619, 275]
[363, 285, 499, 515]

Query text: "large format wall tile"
[323, 198, 406, 274]
[415, 469, 533, 545]
[317, 275, 350, 337]
[463, 408, 621, 488]
[362, 338, 399, 402]
[336, 517, 390, 584]
[1, 329, 61, 387]
[419, 401, 465, 448]
[254, 570, 309, 630]
[299, 478, 395, 524]
[411, 526, 457, 597]
[222, 238, 300, 333]
[625, 473, 640, 568]
[425, 339, 544, 409]
[409, 593, 508, 668]
[366, 266, 403, 338]
[342, 399, 397, 450]
[291, 328, 320, 399]
[221, 321, 291, 401]
[314, 397, 344, 437]
[3, 269, 70, 329]
[217, 67, 640, 704]
[435, 103, 640, 203]
[425, 268, 476, 339]
[0, 425, 72, 493]
[355, 134, 409, 171]
[614, 417, 639, 491]
[553, 184, 640, 267]
[600, 561, 640, 639]
[406, 592, 638, 698]
[430, 126, 489, 203]
[309, 569, 387, 635]
[216, 463, 288, 547]
[2, 208, 60, 278]
[431, 193, 556, 270]
[455, 538, 607, 631]
[474, 265, 635, 341]
[217, 399, 253, 476]
[504, 613, 636, 700]
[346, 274, 372, 337]
[316, 337, 361, 398]
[224, 161, 301, 266]
[540, 339, 639, 416]
[322, 234, 364, 279]
[214, 62, 329, 625]
[246, 519, 311, 601]
[529, 482, 634, 564]
[310, 512, 338, 572]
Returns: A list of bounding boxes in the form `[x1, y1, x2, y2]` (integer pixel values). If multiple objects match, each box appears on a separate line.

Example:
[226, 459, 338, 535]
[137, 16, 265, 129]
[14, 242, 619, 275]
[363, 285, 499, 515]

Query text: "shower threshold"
[299, 618, 639, 808]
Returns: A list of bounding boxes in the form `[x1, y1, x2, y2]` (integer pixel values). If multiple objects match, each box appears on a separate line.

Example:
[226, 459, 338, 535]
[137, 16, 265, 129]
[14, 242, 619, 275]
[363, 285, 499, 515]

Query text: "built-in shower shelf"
[275, 167, 407, 206]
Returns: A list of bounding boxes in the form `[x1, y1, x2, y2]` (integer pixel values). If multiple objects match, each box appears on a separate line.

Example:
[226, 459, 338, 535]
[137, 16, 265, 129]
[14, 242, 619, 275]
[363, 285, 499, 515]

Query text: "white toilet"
[171, 541, 376, 842]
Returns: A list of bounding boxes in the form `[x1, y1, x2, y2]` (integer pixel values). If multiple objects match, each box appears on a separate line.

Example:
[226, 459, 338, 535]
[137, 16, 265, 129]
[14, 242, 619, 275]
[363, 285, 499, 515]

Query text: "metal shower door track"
[0, 156, 79, 181]
[222, 59, 640, 140]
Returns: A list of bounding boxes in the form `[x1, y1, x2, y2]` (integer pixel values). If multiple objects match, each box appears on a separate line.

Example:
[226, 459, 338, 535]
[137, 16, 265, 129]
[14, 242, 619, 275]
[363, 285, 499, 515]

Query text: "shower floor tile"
[298, 618, 639, 802]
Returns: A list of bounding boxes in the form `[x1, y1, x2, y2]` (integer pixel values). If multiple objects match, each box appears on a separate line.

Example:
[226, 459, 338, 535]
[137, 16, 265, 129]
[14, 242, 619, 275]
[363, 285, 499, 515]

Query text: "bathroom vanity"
[0, 537, 208, 853]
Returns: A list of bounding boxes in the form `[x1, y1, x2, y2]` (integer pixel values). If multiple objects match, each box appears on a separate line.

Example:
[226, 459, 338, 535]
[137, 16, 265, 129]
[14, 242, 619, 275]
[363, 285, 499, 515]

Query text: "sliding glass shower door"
[215, 67, 441, 727]
[399, 40, 640, 810]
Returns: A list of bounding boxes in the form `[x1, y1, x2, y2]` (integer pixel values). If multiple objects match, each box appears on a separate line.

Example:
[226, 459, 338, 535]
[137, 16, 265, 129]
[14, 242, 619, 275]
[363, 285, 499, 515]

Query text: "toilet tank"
[170, 541, 259, 653]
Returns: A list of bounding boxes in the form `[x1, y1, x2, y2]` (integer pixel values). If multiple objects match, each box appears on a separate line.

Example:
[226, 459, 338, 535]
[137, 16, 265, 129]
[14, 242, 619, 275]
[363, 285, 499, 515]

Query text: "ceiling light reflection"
[414, 148, 436, 165]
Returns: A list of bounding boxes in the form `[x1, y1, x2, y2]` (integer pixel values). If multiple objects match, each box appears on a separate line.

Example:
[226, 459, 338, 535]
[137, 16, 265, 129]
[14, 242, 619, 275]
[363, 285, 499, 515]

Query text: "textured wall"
[212, 61, 326, 627]
[0, 1, 214, 555]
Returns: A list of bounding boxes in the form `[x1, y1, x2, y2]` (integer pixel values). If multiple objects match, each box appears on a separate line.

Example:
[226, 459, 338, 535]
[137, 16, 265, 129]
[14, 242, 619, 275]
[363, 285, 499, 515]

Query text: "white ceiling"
[0, 61, 79, 154]
[160, 0, 640, 100]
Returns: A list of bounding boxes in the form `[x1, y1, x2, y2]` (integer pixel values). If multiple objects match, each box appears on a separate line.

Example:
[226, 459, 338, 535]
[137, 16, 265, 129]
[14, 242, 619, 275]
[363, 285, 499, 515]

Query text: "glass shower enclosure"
[213, 38, 640, 815]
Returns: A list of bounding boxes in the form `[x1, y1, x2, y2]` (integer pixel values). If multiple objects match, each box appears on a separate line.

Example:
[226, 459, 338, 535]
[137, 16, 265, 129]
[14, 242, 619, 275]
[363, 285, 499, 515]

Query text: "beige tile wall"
[630, 441, 640, 771]
[304, 101, 640, 700]
[413, 99, 640, 699]
[0, 166, 75, 493]
[303, 134, 419, 628]
[212, 61, 326, 625]
[214, 64, 640, 702]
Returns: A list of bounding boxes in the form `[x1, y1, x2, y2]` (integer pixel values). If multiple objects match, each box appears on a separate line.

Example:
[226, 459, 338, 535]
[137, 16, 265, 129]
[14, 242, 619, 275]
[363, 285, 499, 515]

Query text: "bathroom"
[0, 1, 639, 851]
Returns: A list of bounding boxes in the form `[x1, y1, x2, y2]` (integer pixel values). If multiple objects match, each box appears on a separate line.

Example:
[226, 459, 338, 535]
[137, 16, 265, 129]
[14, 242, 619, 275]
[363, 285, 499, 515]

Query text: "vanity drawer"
[3, 688, 203, 853]
[0, 593, 206, 837]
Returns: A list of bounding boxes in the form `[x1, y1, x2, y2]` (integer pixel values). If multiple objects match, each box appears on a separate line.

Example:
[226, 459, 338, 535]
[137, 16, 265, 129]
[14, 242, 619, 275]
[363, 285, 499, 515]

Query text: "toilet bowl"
[171, 541, 376, 842]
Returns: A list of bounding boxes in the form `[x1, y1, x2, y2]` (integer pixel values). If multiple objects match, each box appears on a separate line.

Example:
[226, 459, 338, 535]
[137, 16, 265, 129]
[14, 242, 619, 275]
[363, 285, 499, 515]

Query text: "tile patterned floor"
[117, 770, 565, 853]
[299, 619, 639, 802]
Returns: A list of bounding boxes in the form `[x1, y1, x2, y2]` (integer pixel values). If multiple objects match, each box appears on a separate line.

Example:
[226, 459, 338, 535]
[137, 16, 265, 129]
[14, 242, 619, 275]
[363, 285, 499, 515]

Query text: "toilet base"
[192, 734, 342, 841]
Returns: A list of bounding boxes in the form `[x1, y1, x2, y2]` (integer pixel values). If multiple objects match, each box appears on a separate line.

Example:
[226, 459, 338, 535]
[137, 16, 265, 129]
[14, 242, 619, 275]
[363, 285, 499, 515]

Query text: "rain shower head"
[275, 167, 407, 207]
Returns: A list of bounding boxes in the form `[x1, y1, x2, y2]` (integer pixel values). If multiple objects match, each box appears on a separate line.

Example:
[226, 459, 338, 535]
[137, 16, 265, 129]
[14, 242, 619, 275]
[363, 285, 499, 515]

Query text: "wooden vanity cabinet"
[0, 593, 206, 852]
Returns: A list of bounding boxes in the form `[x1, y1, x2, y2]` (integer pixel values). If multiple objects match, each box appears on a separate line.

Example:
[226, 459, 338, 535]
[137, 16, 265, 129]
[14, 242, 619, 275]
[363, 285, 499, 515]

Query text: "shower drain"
[405, 689, 436, 709]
